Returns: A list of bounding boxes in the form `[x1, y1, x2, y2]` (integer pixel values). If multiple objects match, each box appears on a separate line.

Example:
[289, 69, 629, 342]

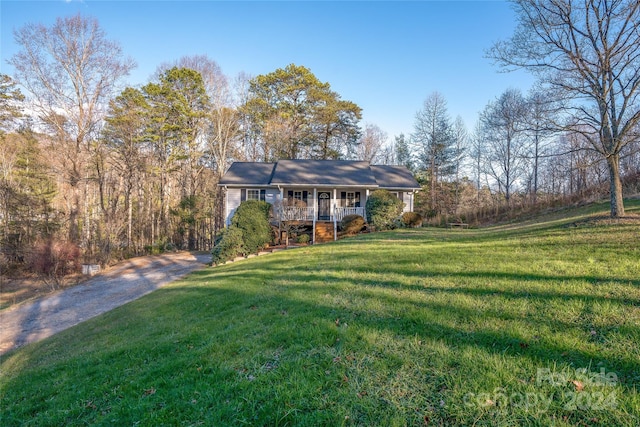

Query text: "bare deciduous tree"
[489, 0, 640, 217]
[10, 14, 135, 242]
[470, 121, 486, 205]
[523, 89, 559, 203]
[353, 123, 387, 163]
[479, 88, 530, 203]
[451, 116, 468, 212]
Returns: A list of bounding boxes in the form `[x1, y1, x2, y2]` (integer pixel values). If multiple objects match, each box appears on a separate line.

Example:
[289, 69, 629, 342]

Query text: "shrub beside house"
[212, 200, 272, 264]
[366, 189, 405, 230]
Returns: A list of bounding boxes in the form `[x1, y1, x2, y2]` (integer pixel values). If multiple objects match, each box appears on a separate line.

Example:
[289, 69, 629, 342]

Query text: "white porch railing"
[278, 206, 315, 221]
[334, 206, 366, 222]
[276, 206, 366, 222]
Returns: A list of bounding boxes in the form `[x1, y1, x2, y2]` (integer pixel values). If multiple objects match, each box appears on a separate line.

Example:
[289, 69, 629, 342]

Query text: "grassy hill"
[1, 200, 639, 426]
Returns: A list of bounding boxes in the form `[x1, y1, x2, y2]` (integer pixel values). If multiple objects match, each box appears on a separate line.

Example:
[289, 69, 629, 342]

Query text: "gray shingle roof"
[271, 160, 378, 186]
[219, 160, 419, 190]
[370, 165, 420, 189]
[218, 162, 275, 186]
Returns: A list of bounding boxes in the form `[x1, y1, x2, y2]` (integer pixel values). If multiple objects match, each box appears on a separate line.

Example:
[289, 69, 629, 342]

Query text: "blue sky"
[1, 0, 535, 141]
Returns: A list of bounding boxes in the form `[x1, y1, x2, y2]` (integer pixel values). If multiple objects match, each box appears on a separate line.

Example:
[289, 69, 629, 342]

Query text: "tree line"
[1, 1, 639, 270]
[396, 0, 640, 222]
[403, 86, 639, 225]
[0, 14, 387, 267]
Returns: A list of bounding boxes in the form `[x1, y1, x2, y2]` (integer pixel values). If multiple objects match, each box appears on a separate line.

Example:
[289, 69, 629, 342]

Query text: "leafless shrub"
[29, 239, 80, 290]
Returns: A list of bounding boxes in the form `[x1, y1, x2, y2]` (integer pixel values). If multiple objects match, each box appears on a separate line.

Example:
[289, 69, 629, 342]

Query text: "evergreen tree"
[394, 133, 413, 171]
[242, 64, 361, 160]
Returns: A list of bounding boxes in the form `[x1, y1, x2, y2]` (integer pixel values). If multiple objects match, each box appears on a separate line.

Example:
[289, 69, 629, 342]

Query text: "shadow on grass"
[2, 268, 638, 425]
[2, 211, 639, 424]
[210, 266, 640, 375]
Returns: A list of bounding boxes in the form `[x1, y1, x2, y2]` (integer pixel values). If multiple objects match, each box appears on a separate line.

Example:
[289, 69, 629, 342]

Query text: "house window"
[340, 191, 361, 207]
[293, 191, 303, 202]
[247, 189, 260, 200]
[346, 192, 356, 207]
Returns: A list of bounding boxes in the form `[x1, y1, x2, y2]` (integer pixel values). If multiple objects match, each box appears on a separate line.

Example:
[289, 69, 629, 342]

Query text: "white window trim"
[247, 189, 261, 200]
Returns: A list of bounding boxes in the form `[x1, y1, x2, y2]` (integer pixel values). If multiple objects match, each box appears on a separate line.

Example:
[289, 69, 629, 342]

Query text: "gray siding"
[401, 192, 411, 213]
[265, 189, 280, 205]
[225, 188, 242, 226]
[225, 188, 280, 226]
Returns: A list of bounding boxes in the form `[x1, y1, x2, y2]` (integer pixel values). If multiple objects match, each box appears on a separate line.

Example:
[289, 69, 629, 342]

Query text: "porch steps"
[314, 222, 335, 243]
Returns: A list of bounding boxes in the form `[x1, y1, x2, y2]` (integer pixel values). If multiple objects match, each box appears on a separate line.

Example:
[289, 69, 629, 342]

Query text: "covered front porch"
[274, 188, 369, 222]
[273, 187, 369, 243]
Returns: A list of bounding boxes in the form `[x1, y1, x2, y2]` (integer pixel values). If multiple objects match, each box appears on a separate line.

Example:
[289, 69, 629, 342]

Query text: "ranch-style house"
[219, 159, 420, 243]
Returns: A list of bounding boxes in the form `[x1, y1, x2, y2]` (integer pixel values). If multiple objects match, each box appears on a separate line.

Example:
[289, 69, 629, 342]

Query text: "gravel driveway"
[0, 252, 210, 356]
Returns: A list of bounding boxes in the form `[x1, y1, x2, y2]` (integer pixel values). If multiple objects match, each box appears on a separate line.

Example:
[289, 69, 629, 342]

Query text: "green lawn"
[1, 200, 639, 426]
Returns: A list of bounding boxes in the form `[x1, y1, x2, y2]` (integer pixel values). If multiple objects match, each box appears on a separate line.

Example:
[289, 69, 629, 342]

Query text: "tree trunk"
[532, 133, 539, 204]
[127, 191, 132, 249]
[606, 153, 625, 218]
[68, 184, 81, 244]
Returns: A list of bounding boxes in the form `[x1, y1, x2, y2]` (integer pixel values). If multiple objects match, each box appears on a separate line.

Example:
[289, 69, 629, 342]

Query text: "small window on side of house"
[247, 189, 260, 200]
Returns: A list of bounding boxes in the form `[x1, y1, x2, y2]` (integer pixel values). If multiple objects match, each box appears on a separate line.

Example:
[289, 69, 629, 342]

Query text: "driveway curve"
[0, 252, 210, 356]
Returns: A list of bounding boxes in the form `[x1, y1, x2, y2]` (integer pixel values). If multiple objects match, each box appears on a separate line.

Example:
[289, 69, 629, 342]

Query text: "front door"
[318, 192, 331, 220]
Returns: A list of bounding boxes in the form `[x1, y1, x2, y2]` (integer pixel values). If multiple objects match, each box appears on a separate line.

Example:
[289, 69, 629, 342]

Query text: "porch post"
[332, 189, 337, 219]
[365, 189, 370, 222]
[313, 188, 317, 244]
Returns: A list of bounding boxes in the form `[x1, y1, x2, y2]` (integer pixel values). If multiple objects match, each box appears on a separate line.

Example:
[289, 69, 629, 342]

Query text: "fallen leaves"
[571, 380, 585, 392]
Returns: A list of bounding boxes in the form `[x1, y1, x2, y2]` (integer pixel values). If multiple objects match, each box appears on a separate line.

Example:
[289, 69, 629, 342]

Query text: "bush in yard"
[231, 200, 272, 254]
[28, 238, 81, 289]
[365, 189, 404, 231]
[340, 214, 366, 235]
[401, 212, 423, 228]
[296, 233, 310, 244]
[211, 227, 245, 264]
